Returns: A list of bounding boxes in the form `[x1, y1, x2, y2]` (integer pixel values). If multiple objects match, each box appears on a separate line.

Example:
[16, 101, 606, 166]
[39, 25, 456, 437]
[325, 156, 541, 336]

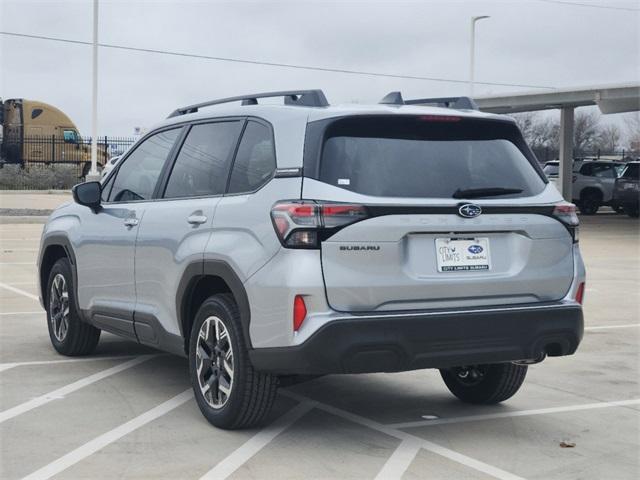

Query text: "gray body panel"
[135, 197, 221, 336]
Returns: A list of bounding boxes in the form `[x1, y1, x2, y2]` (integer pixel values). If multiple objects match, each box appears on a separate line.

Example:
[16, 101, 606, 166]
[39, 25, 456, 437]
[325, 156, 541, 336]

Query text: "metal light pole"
[89, 0, 99, 178]
[469, 15, 490, 98]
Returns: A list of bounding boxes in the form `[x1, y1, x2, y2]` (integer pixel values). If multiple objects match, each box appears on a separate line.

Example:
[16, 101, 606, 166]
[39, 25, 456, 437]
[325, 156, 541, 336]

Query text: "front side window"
[164, 121, 242, 198]
[109, 128, 180, 202]
[228, 121, 276, 194]
[63, 130, 79, 143]
[101, 173, 114, 202]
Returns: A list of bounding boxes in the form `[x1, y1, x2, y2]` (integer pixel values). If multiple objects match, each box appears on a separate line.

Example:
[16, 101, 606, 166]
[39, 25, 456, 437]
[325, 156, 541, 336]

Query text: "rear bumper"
[249, 302, 583, 375]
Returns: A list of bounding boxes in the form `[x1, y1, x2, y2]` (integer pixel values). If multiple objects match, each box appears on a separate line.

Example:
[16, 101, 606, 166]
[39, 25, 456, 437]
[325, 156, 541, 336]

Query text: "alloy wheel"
[49, 273, 70, 342]
[453, 365, 487, 386]
[195, 316, 235, 409]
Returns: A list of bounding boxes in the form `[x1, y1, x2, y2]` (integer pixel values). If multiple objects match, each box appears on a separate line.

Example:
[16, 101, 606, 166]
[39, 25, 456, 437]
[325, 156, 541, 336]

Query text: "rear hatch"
[302, 114, 575, 312]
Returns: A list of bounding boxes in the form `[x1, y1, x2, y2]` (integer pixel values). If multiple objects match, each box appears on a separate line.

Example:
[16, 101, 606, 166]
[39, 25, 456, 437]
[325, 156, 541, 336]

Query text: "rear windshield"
[309, 116, 546, 199]
[622, 163, 639, 179]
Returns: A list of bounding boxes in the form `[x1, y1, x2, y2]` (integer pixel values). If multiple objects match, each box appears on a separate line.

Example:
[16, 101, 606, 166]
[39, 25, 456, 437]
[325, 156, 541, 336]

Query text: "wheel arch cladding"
[39, 236, 77, 308]
[177, 260, 253, 353]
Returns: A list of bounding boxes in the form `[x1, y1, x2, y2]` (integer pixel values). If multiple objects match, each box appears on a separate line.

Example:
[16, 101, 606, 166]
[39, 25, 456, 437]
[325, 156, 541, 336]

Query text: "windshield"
[315, 116, 546, 199]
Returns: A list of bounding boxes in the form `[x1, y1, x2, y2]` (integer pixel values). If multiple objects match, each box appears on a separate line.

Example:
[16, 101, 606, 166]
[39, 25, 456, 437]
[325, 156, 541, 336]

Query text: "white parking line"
[199, 401, 316, 480]
[0, 355, 154, 424]
[0, 262, 35, 265]
[386, 398, 640, 430]
[282, 391, 524, 480]
[374, 438, 422, 480]
[585, 323, 640, 331]
[21, 389, 193, 480]
[0, 282, 39, 301]
[1, 248, 38, 251]
[0, 355, 138, 373]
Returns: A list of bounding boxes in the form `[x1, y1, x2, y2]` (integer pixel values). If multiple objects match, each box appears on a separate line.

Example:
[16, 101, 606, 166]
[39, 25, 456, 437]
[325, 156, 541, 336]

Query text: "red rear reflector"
[575, 282, 585, 305]
[293, 295, 307, 331]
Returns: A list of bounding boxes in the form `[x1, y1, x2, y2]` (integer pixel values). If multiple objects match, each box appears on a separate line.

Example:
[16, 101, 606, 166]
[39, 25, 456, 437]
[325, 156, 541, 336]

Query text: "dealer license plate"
[435, 237, 491, 272]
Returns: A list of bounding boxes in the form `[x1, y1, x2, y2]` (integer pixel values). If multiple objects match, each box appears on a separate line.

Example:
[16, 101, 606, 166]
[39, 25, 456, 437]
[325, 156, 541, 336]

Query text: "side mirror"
[72, 181, 101, 210]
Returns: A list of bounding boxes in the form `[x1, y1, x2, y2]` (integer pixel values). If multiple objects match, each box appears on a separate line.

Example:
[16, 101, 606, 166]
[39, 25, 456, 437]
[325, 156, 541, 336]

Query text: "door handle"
[187, 214, 207, 225]
[124, 217, 139, 227]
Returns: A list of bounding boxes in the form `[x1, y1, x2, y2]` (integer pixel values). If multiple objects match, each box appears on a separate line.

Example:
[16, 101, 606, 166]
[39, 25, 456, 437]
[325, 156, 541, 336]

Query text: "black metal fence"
[532, 147, 638, 163]
[0, 135, 136, 190]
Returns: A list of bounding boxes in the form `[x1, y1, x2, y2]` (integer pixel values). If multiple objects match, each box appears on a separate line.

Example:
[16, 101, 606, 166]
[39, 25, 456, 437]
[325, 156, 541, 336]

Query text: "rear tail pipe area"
[514, 337, 577, 365]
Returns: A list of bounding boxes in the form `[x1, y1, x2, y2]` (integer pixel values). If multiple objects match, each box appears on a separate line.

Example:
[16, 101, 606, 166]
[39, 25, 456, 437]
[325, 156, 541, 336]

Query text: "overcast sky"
[1, 0, 639, 136]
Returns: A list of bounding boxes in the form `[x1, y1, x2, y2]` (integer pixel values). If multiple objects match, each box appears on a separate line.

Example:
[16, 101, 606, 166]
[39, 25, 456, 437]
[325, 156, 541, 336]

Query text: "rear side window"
[227, 121, 276, 194]
[164, 121, 243, 198]
[312, 116, 546, 199]
[109, 128, 180, 202]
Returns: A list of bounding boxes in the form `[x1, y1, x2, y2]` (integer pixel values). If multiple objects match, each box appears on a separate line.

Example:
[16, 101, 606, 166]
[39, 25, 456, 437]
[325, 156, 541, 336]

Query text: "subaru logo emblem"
[458, 204, 482, 218]
[468, 244, 483, 254]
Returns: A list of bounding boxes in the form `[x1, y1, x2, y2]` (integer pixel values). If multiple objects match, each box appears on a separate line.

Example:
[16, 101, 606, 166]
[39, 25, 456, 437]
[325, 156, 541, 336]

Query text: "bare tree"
[573, 111, 601, 154]
[596, 124, 621, 153]
[624, 113, 640, 153]
[512, 112, 559, 150]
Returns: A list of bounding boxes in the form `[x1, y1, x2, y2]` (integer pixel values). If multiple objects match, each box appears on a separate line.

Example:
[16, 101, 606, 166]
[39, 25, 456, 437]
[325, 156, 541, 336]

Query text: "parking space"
[0, 214, 638, 480]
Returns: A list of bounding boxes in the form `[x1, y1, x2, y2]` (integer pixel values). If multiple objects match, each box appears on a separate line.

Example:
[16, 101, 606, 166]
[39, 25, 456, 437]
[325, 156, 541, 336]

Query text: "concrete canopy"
[474, 83, 640, 202]
[475, 83, 640, 115]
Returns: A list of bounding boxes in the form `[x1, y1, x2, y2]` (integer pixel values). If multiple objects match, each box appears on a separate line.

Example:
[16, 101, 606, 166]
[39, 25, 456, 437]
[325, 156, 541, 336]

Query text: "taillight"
[575, 282, 585, 304]
[552, 203, 579, 243]
[271, 201, 368, 248]
[293, 295, 307, 331]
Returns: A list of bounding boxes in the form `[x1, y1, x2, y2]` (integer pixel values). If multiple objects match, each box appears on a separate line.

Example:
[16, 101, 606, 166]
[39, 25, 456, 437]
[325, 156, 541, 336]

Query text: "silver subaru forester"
[38, 90, 585, 429]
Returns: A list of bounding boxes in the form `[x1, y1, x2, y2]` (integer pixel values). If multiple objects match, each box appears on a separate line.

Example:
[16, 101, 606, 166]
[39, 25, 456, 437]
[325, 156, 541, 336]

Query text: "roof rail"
[168, 89, 329, 118]
[379, 91, 478, 110]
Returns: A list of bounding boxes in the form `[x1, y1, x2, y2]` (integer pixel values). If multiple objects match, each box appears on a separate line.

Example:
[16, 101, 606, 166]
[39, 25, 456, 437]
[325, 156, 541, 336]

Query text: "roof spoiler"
[168, 89, 329, 118]
[379, 91, 478, 110]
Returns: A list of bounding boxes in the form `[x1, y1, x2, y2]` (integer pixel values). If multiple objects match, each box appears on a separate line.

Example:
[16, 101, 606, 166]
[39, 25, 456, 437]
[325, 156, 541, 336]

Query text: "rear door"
[133, 120, 244, 343]
[302, 114, 574, 312]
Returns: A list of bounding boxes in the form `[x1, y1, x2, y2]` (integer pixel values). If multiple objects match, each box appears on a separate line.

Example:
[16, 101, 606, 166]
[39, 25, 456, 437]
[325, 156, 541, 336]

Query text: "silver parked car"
[38, 90, 586, 429]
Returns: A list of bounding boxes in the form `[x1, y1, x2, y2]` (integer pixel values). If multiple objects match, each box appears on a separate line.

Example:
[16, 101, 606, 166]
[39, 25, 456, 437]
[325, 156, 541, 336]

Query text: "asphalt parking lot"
[0, 213, 638, 480]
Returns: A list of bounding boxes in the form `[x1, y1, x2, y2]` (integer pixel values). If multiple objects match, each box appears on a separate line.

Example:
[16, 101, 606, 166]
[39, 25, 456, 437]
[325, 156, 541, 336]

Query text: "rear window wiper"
[452, 187, 524, 199]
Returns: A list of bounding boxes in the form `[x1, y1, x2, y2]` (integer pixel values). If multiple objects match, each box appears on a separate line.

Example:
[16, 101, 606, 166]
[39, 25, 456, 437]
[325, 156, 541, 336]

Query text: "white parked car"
[100, 155, 121, 179]
[543, 160, 624, 214]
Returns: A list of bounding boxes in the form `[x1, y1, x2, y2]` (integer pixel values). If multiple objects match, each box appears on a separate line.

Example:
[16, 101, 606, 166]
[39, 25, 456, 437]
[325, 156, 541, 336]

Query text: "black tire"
[440, 363, 528, 404]
[189, 293, 278, 429]
[577, 192, 601, 215]
[46, 258, 100, 356]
